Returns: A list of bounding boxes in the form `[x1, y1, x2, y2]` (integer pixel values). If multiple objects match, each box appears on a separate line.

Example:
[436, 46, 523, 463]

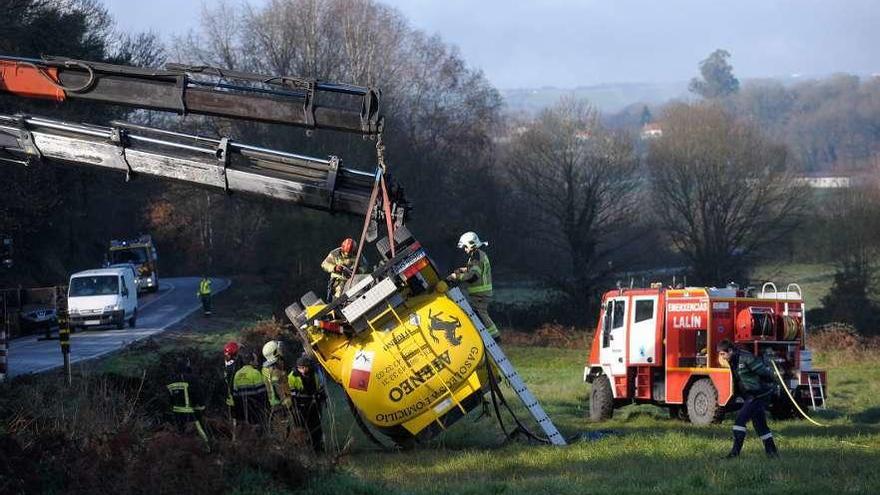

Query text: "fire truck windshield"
[110, 247, 149, 264]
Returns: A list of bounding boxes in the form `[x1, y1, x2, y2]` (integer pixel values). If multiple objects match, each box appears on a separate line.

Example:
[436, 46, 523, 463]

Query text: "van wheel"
[686, 378, 723, 425]
[589, 374, 614, 422]
[128, 309, 137, 328]
[116, 317, 125, 330]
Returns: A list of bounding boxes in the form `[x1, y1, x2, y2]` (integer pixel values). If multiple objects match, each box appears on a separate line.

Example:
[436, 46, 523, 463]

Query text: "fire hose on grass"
[770, 360, 827, 428]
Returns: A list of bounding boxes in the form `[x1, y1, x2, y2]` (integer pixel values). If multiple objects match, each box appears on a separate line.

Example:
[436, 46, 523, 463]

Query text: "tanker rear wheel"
[589, 374, 614, 422]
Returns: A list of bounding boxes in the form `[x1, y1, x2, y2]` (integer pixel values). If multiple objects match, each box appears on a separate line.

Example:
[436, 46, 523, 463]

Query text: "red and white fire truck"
[584, 282, 826, 424]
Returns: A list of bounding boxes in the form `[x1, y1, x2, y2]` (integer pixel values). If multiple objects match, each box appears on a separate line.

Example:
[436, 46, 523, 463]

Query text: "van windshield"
[110, 247, 149, 264]
[70, 276, 119, 297]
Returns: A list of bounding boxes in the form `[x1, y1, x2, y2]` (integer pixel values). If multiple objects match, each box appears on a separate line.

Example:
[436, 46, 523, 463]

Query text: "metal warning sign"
[349, 350, 375, 392]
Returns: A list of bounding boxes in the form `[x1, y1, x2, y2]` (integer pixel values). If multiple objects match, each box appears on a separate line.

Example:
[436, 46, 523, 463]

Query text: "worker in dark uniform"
[233, 347, 269, 428]
[167, 358, 209, 447]
[717, 339, 779, 458]
[288, 355, 326, 452]
[223, 341, 241, 428]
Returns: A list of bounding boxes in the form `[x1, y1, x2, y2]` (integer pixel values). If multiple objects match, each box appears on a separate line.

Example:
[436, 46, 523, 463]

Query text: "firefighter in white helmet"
[261, 340, 292, 429]
[447, 231, 499, 341]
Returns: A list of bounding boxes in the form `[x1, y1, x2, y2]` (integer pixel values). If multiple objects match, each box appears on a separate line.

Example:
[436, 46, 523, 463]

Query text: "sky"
[104, 0, 880, 89]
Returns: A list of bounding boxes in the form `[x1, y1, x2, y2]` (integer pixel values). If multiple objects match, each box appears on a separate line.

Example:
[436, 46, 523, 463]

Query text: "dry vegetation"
[0, 317, 320, 495]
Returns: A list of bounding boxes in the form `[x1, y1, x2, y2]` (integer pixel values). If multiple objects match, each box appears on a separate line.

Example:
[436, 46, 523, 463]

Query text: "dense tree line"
[2, 7, 877, 330]
[0, 0, 165, 287]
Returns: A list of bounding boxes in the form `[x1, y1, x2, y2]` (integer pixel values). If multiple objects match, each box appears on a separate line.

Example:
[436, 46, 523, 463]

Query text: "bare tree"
[505, 97, 640, 302]
[646, 103, 804, 285]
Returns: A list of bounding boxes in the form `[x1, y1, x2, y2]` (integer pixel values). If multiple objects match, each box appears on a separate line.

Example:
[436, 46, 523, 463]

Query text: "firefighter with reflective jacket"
[197, 276, 213, 315]
[233, 347, 269, 426]
[717, 339, 779, 458]
[447, 231, 499, 341]
[289, 355, 326, 452]
[167, 358, 209, 447]
[261, 340, 292, 428]
[321, 238, 366, 301]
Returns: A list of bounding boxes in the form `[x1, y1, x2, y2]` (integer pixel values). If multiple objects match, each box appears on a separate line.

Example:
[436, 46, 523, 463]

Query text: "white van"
[68, 268, 138, 330]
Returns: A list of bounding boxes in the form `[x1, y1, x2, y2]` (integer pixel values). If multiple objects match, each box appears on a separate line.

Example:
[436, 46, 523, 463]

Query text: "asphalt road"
[6, 277, 229, 377]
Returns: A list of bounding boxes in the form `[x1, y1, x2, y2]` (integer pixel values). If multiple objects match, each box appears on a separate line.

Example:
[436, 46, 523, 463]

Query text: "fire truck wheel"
[589, 375, 614, 422]
[686, 378, 723, 425]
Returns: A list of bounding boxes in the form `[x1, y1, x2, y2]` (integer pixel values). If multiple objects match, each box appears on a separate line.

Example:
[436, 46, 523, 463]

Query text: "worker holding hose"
[717, 340, 779, 458]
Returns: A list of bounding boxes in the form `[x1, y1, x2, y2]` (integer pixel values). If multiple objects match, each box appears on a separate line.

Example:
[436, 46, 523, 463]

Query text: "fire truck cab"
[584, 282, 826, 424]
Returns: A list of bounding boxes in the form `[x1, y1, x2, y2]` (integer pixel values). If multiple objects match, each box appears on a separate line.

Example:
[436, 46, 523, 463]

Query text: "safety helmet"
[457, 231, 487, 250]
[223, 341, 239, 357]
[262, 340, 282, 366]
[341, 237, 355, 255]
[296, 355, 312, 368]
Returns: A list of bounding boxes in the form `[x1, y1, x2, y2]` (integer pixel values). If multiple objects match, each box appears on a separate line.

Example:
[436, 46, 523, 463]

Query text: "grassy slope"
[91, 271, 879, 494]
[311, 346, 880, 495]
[751, 263, 836, 309]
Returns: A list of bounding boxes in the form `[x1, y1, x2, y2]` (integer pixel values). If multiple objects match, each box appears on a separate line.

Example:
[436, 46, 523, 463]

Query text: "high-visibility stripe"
[732, 425, 747, 432]
[759, 432, 773, 440]
[467, 251, 492, 294]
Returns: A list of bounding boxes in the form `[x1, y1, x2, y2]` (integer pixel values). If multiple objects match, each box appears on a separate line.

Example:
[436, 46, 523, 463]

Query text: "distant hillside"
[501, 81, 690, 115]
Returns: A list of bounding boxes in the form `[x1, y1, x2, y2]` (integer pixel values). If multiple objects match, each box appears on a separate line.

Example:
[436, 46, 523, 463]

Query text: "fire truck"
[584, 282, 826, 424]
[0, 54, 564, 446]
[108, 235, 159, 292]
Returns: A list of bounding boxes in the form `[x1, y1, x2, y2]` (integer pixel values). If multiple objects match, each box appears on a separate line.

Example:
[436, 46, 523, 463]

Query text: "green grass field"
[305, 346, 880, 495]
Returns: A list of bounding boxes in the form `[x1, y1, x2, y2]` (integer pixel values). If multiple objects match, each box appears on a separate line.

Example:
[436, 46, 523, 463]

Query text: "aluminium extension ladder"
[448, 288, 567, 446]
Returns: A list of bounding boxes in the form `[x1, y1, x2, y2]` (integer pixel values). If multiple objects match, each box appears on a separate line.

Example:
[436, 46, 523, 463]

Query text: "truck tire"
[589, 374, 614, 422]
[686, 378, 723, 425]
[116, 315, 125, 330]
[128, 309, 137, 328]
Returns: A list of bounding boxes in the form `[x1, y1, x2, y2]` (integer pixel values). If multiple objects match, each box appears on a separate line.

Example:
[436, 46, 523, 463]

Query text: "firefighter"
[233, 347, 268, 427]
[223, 341, 241, 422]
[321, 238, 366, 301]
[289, 355, 326, 452]
[166, 358, 209, 447]
[717, 339, 779, 458]
[261, 340, 293, 431]
[197, 276, 213, 316]
[447, 231, 499, 341]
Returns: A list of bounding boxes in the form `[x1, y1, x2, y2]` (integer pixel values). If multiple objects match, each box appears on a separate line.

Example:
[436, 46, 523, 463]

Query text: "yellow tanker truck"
[287, 228, 565, 446]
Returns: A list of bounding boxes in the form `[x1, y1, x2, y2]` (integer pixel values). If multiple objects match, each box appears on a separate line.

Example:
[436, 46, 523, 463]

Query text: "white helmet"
[457, 231, 487, 249]
[262, 340, 281, 366]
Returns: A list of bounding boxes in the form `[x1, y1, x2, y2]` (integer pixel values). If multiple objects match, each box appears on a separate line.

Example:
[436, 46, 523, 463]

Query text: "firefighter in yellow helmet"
[447, 231, 499, 341]
[321, 237, 367, 301]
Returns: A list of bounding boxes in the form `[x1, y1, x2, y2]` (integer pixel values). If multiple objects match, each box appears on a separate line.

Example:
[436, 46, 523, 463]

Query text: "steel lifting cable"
[770, 360, 827, 427]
